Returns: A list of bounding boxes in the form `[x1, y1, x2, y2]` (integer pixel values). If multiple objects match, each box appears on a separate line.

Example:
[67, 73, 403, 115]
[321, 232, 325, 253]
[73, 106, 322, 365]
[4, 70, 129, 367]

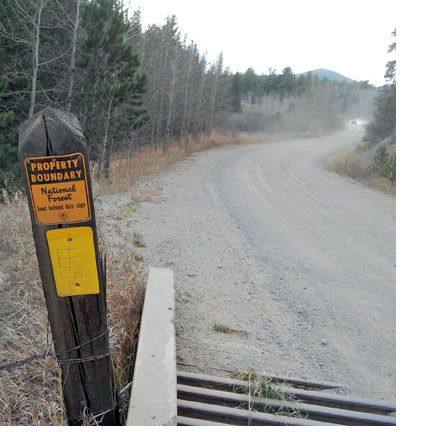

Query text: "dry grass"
[131, 232, 146, 248]
[365, 176, 396, 195]
[0, 129, 307, 424]
[0, 190, 64, 425]
[90, 131, 284, 195]
[213, 323, 248, 336]
[92, 132, 244, 195]
[325, 149, 372, 180]
[0, 189, 145, 425]
[231, 371, 301, 418]
[130, 188, 164, 203]
[105, 248, 145, 424]
[325, 148, 395, 195]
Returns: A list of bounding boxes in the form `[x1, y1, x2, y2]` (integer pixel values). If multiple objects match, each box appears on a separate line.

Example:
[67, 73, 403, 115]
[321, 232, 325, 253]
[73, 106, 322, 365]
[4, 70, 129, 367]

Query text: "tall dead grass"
[325, 149, 372, 180]
[325, 148, 395, 194]
[0, 191, 64, 425]
[105, 248, 145, 424]
[0, 189, 145, 425]
[0, 128, 308, 424]
[92, 131, 263, 195]
[2, 131, 253, 424]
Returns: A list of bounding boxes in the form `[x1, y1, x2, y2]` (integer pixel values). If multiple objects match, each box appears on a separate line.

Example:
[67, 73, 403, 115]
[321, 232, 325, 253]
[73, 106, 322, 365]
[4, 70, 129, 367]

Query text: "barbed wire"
[0, 330, 110, 372]
[0, 332, 126, 424]
[0, 353, 52, 372]
[55, 329, 108, 358]
[57, 353, 110, 364]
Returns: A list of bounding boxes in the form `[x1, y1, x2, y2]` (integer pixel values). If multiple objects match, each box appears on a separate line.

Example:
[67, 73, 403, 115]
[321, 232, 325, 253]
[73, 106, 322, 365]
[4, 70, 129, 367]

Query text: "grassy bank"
[92, 131, 277, 195]
[0, 189, 145, 425]
[325, 146, 396, 195]
[0, 130, 263, 424]
[0, 128, 337, 424]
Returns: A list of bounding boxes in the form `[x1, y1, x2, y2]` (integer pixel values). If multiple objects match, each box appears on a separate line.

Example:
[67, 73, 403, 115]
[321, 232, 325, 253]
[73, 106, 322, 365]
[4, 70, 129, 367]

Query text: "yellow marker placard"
[24, 153, 91, 225]
[46, 227, 100, 297]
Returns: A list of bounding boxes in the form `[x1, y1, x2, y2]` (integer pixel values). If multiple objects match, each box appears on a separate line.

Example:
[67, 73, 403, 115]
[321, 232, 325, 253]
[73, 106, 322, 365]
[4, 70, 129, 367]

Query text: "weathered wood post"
[18, 107, 118, 425]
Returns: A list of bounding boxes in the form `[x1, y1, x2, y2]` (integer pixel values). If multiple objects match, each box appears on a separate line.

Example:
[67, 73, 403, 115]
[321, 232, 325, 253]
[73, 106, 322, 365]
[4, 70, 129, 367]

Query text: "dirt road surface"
[100, 126, 395, 401]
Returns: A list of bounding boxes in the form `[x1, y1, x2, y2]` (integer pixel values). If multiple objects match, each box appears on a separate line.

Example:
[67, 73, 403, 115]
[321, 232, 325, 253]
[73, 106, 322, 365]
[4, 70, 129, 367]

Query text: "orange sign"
[24, 153, 91, 225]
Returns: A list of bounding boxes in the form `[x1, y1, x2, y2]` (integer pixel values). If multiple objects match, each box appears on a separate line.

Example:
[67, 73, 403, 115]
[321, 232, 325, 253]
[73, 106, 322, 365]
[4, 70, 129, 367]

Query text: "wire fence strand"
[0, 329, 110, 372]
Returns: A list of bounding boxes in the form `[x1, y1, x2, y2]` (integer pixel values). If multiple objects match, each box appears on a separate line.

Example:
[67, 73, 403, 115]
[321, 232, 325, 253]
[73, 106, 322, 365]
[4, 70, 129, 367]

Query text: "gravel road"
[100, 126, 395, 401]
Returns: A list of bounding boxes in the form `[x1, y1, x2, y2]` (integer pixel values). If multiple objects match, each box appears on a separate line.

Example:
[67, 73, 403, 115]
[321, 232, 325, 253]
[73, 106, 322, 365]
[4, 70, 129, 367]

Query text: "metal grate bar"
[258, 371, 344, 390]
[178, 399, 334, 426]
[177, 383, 396, 426]
[177, 371, 395, 415]
[176, 415, 229, 426]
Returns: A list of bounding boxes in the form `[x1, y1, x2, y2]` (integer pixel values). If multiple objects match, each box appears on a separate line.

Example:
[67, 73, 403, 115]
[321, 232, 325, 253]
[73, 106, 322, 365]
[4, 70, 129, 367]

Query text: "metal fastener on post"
[18, 107, 119, 425]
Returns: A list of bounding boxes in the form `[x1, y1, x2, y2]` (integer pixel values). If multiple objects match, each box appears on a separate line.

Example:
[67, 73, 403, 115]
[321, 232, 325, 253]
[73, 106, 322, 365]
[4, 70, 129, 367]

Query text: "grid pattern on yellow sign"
[46, 227, 100, 297]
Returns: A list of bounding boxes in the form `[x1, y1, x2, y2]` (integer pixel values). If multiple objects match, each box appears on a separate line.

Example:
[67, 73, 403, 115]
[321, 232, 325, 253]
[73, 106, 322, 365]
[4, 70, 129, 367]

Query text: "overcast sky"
[128, 0, 396, 86]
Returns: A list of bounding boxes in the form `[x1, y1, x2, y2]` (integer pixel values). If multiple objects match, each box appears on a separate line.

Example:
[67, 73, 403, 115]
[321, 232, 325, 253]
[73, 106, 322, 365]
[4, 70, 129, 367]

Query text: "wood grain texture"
[18, 108, 118, 425]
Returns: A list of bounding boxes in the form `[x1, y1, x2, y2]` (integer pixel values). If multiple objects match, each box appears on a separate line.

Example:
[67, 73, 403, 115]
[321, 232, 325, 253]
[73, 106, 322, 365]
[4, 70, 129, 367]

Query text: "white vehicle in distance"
[348, 118, 368, 126]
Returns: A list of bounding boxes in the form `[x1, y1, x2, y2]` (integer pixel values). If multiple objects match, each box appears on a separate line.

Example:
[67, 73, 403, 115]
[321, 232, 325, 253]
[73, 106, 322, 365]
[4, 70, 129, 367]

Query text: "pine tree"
[278, 67, 296, 98]
[74, 0, 148, 177]
[371, 145, 396, 184]
[372, 146, 390, 177]
[0, 75, 18, 190]
[363, 29, 396, 145]
[231, 72, 242, 113]
[295, 74, 306, 95]
[241, 67, 258, 103]
[363, 87, 396, 144]
[384, 29, 396, 85]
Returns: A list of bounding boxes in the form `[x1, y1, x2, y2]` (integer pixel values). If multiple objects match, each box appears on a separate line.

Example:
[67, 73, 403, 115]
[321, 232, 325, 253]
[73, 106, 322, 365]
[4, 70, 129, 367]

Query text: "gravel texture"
[98, 126, 395, 402]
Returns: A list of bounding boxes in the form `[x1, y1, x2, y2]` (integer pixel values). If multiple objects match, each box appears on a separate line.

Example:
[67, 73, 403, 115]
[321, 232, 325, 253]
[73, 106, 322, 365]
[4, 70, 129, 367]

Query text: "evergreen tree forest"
[0, 0, 376, 189]
[362, 29, 396, 185]
[363, 29, 396, 146]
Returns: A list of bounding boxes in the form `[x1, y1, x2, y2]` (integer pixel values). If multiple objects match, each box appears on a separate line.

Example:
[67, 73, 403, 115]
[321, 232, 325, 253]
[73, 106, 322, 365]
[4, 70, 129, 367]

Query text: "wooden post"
[18, 108, 118, 425]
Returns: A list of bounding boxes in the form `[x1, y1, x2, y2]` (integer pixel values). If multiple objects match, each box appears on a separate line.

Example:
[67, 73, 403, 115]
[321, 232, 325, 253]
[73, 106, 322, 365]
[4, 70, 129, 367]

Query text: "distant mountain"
[298, 68, 354, 82]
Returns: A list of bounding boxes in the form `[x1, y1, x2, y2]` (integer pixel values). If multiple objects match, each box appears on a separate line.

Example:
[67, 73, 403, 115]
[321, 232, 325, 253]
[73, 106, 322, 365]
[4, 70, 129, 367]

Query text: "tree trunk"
[195, 58, 206, 136]
[100, 86, 114, 178]
[29, 0, 44, 118]
[180, 46, 193, 141]
[66, 0, 81, 111]
[165, 43, 178, 145]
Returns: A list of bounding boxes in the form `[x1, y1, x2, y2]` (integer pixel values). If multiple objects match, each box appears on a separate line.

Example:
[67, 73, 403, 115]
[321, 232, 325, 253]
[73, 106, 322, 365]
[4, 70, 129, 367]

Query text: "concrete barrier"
[127, 267, 176, 425]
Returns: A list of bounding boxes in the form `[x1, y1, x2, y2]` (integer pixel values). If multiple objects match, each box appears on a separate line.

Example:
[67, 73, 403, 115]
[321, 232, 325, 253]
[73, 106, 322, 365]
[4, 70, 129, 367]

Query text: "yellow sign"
[46, 227, 100, 297]
[24, 153, 91, 225]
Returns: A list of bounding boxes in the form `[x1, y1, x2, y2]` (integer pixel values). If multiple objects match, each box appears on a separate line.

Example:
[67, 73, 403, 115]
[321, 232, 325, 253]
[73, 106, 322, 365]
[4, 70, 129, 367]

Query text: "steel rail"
[177, 371, 396, 415]
[177, 399, 334, 426]
[177, 383, 396, 426]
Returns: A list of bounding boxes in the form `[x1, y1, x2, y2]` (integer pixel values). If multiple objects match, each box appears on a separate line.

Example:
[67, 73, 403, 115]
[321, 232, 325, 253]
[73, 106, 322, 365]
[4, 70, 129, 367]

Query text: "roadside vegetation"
[326, 141, 396, 194]
[0, 0, 380, 425]
[132, 232, 146, 248]
[232, 371, 301, 418]
[0, 0, 375, 194]
[327, 29, 396, 194]
[213, 323, 248, 336]
[0, 188, 145, 425]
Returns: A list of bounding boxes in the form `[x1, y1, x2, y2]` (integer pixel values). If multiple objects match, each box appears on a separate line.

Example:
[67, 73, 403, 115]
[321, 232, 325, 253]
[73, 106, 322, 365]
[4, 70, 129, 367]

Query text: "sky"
[127, 0, 396, 86]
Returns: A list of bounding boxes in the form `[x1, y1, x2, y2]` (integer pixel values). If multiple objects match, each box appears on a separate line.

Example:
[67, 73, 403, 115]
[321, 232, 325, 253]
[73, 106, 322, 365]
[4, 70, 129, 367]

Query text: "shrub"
[371, 146, 396, 185]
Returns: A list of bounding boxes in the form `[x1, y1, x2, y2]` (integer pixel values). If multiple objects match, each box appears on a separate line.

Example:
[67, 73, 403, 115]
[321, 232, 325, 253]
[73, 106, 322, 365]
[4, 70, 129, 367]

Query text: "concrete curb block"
[127, 267, 176, 425]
